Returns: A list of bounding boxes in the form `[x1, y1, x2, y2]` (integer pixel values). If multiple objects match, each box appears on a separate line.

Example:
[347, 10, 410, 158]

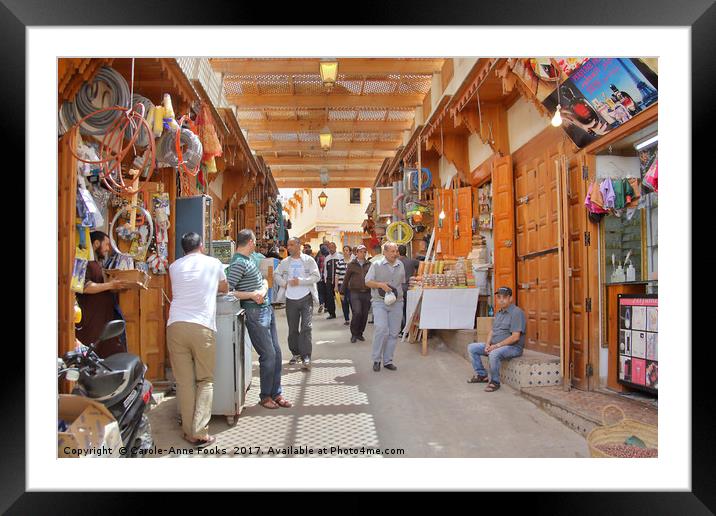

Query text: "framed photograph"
[14, 0, 709, 510]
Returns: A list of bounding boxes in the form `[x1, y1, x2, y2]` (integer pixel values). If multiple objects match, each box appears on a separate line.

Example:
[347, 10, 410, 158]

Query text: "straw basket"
[586, 404, 658, 458]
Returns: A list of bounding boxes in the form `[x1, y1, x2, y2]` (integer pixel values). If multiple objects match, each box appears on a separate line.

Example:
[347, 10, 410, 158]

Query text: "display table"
[405, 288, 480, 355]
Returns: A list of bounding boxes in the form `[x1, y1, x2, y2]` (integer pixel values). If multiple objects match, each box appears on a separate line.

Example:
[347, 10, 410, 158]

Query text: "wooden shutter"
[139, 275, 167, 381]
[58, 132, 77, 393]
[245, 203, 257, 233]
[493, 155, 516, 295]
[453, 187, 473, 258]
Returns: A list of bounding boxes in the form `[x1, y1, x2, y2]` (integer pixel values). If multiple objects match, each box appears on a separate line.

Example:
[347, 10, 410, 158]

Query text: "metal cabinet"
[213, 296, 252, 425]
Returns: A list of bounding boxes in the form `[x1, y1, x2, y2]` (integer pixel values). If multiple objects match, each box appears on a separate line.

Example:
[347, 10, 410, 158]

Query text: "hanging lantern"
[319, 126, 333, 151]
[319, 59, 339, 89]
[318, 191, 328, 209]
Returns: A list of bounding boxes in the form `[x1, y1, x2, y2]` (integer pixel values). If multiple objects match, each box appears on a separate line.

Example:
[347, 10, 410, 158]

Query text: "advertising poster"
[618, 294, 658, 393]
[510, 58, 562, 102]
[541, 58, 658, 148]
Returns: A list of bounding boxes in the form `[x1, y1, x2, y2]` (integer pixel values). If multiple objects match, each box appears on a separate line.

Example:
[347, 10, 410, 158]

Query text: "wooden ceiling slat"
[263, 157, 384, 166]
[237, 119, 412, 132]
[227, 94, 424, 109]
[211, 58, 445, 75]
[249, 141, 401, 152]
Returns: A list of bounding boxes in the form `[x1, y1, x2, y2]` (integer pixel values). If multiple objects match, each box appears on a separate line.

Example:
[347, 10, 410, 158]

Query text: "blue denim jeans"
[467, 342, 523, 384]
[244, 306, 282, 400]
[371, 300, 403, 365]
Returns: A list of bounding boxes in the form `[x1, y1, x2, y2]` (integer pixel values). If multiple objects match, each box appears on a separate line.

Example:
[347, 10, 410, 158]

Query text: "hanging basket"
[586, 405, 658, 458]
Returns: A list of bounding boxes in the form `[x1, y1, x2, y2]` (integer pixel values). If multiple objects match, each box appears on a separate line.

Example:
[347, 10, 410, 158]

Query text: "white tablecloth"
[405, 288, 479, 330]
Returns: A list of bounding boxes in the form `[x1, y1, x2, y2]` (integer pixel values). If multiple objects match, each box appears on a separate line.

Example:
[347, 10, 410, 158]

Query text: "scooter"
[58, 320, 154, 457]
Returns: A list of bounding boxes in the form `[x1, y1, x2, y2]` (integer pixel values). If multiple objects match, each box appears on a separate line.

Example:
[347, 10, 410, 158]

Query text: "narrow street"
[149, 306, 589, 458]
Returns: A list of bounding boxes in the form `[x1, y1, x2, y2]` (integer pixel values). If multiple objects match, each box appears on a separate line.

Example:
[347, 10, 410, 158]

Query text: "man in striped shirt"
[324, 242, 346, 320]
[227, 229, 291, 410]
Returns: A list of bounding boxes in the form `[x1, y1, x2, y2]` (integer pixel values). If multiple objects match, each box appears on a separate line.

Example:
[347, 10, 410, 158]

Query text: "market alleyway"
[148, 307, 589, 458]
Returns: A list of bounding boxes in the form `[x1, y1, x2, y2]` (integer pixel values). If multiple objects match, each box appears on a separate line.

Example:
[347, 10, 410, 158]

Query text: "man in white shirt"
[167, 232, 228, 447]
[273, 237, 320, 369]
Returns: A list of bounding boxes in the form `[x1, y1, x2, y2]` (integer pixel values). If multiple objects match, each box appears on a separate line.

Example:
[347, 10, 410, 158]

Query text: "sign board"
[617, 294, 658, 393]
[376, 187, 394, 217]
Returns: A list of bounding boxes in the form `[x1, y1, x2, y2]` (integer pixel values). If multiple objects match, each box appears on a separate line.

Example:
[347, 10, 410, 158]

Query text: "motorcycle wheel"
[130, 414, 154, 457]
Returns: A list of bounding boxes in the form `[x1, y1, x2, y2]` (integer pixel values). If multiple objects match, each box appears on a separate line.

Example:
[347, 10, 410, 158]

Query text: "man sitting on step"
[466, 286, 526, 392]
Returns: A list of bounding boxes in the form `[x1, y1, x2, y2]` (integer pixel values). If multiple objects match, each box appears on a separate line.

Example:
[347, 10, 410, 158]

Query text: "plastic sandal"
[485, 382, 501, 392]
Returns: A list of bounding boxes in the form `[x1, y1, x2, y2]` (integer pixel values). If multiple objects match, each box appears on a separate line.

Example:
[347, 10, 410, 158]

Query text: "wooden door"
[566, 153, 591, 390]
[493, 155, 516, 296]
[513, 129, 563, 357]
[118, 289, 141, 358]
[140, 275, 167, 380]
[453, 187, 473, 258]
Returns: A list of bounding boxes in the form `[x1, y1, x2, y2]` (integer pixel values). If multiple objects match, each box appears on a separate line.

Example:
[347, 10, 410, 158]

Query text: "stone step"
[520, 389, 599, 437]
[437, 329, 561, 389]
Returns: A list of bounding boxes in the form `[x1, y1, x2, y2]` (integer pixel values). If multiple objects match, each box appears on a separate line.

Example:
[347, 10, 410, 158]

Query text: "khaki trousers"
[167, 322, 216, 439]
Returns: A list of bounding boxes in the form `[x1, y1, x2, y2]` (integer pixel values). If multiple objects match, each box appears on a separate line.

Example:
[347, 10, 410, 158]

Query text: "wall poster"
[540, 58, 658, 148]
[618, 294, 658, 393]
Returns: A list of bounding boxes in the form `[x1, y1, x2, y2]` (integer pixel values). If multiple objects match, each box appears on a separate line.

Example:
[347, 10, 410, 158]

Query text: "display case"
[616, 294, 658, 394]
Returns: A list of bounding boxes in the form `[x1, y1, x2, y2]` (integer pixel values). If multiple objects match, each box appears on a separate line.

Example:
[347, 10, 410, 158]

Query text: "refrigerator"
[212, 295, 254, 425]
[175, 195, 212, 258]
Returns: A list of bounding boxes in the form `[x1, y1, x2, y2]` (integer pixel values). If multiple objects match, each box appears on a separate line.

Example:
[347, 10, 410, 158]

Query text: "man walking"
[167, 232, 228, 446]
[466, 287, 526, 392]
[315, 243, 329, 313]
[340, 245, 354, 326]
[227, 229, 292, 409]
[364, 242, 405, 372]
[397, 244, 420, 332]
[324, 242, 346, 320]
[274, 237, 320, 369]
[341, 245, 372, 343]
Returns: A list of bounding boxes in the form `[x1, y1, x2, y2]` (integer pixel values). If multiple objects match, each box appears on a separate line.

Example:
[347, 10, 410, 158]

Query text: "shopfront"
[367, 57, 658, 393]
[58, 58, 269, 386]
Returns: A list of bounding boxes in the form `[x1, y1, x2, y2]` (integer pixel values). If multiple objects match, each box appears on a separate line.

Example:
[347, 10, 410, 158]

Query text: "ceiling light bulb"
[439, 210, 446, 220]
[551, 105, 563, 127]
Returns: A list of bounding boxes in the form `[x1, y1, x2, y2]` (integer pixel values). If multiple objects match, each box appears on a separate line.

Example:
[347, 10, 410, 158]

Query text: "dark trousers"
[317, 280, 326, 306]
[285, 294, 313, 358]
[349, 291, 371, 338]
[341, 287, 351, 321]
[325, 281, 336, 316]
[401, 284, 408, 330]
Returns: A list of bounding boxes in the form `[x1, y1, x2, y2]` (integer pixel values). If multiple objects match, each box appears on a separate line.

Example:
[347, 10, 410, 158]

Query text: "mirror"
[97, 320, 126, 343]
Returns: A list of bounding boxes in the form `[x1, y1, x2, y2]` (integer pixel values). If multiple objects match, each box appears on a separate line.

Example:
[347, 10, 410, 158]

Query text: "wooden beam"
[262, 157, 384, 166]
[211, 58, 444, 75]
[236, 119, 413, 132]
[275, 178, 375, 188]
[271, 169, 379, 178]
[249, 141, 401, 152]
[226, 94, 424, 109]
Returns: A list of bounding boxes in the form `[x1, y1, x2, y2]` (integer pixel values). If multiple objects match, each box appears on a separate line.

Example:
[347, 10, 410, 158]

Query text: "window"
[350, 188, 361, 204]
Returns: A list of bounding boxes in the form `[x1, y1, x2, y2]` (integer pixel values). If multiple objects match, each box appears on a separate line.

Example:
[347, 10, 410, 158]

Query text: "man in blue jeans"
[467, 287, 526, 392]
[227, 229, 292, 410]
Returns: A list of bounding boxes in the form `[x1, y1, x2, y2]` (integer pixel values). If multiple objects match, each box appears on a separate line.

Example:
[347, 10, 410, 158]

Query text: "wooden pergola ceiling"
[214, 58, 442, 188]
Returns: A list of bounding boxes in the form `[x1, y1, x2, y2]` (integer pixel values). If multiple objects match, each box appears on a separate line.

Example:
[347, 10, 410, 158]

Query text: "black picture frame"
[5, 0, 709, 512]
[616, 294, 658, 394]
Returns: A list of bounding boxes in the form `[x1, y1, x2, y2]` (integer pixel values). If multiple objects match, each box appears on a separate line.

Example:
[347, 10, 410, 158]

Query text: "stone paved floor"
[520, 385, 658, 427]
[148, 306, 589, 458]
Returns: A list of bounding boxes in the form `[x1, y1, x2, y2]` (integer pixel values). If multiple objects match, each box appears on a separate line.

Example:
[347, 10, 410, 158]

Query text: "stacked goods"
[468, 234, 489, 266]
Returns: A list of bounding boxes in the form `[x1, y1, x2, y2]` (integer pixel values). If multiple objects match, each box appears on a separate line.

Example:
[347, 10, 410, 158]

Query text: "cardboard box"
[58, 395, 122, 458]
[475, 316, 494, 344]
[105, 269, 151, 290]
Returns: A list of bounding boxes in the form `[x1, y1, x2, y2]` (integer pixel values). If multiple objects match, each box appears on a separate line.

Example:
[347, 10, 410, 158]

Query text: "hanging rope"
[68, 103, 156, 197]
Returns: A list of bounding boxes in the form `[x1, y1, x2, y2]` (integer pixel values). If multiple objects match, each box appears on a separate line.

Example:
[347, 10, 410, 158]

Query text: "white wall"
[507, 96, 550, 153]
[468, 132, 493, 171]
[289, 188, 371, 240]
[596, 156, 640, 179]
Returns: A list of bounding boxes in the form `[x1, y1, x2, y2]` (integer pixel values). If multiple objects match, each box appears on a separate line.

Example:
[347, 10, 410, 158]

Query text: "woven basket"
[586, 404, 658, 458]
